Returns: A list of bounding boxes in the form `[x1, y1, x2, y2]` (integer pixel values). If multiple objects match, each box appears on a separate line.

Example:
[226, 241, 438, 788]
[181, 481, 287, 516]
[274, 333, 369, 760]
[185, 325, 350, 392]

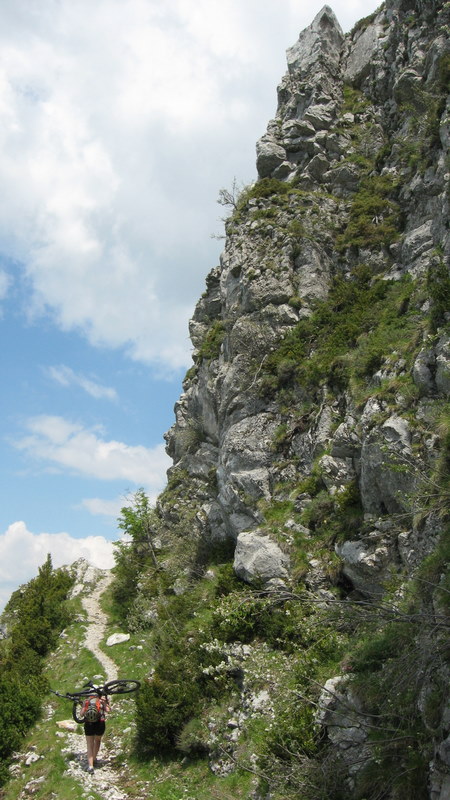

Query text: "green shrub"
[0, 556, 73, 784]
[197, 319, 226, 361]
[247, 178, 290, 200]
[136, 675, 201, 754]
[265, 702, 317, 761]
[176, 716, 210, 756]
[214, 563, 243, 597]
[211, 593, 262, 643]
[0, 678, 41, 759]
[350, 622, 414, 674]
[337, 174, 401, 251]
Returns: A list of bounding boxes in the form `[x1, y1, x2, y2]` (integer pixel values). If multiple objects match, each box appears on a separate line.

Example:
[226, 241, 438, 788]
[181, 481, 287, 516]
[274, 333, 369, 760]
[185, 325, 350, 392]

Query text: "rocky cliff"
[128, 2, 450, 798]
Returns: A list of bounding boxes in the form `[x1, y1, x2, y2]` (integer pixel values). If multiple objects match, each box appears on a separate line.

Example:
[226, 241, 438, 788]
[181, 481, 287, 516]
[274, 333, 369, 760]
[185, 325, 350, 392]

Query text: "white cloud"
[0, 0, 379, 371]
[80, 496, 126, 519]
[0, 520, 115, 612]
[14, 415, 171, 488]
[47, 365, 118, 401]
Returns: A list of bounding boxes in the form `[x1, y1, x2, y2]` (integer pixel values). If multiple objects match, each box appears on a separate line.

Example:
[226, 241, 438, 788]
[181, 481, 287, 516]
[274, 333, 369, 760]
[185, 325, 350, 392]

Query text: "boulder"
[326, 162, 361, 193]
[335, 538, 393, 597]
[316, 676, 371, 774]
[307, 153, 330, 180]
[106, 633, 130, 646]
[56, 720, 78, 732]
[281, 118, 316, 139]
[303, 104, 335, 131]
[234, 530, 289, 585]
[256, 134, 286, 179]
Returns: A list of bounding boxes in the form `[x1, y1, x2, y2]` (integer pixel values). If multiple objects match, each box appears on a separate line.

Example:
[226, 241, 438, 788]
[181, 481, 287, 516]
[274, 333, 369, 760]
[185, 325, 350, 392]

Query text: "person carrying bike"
[50, 678, 140, 775]
[80, 686, 111, 774]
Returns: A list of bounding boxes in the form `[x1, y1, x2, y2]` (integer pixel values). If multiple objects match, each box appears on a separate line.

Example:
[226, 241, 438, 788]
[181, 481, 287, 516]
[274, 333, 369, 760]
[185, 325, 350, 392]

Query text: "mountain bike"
[51, 679, 141, 723]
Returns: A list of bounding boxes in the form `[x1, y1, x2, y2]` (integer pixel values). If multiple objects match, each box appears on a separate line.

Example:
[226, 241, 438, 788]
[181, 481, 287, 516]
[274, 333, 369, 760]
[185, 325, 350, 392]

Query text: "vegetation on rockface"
[0, 556, 73, 785]
[196, 319, 227, 362]
[260, 266, 421, 402]
[336, 173, 401, 251]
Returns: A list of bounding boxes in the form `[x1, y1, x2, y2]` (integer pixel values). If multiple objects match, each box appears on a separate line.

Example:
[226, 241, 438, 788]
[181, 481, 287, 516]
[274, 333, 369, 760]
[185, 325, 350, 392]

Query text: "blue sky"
[0, 0, 380, 610]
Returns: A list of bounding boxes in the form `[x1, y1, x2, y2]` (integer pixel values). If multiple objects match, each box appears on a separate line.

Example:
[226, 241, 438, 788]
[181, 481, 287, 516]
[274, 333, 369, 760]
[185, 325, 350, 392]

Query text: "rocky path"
[60, 571, 147, 800]
[81, 572, 118, 682]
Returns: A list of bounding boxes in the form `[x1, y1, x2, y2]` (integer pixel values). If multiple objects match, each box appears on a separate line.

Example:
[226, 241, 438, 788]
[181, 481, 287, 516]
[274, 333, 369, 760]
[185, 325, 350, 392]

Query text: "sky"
[0, 0, 380, 611]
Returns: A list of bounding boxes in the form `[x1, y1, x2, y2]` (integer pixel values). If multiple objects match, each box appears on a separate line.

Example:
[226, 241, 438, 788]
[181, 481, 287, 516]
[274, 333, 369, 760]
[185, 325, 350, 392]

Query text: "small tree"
[117, 489, 159, 568]
[112, 489, 160, 619]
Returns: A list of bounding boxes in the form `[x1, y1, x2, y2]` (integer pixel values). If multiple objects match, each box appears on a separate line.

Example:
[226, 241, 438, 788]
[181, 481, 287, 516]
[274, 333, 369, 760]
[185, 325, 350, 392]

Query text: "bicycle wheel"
[70, 688, 97, 699]
[104, 679, 141, 695]
[72, 701, 85, 724]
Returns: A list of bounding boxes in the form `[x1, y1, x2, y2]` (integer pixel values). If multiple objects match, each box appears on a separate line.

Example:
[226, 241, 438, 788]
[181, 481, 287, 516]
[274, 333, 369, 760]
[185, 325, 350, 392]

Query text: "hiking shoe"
[87, 766, 94, 774]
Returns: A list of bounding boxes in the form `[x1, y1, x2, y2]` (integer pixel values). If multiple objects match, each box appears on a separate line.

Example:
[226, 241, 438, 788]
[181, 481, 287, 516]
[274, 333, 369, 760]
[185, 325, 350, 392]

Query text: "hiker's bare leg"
[85, 735, 95, 768]
[93, 734, 103, 762]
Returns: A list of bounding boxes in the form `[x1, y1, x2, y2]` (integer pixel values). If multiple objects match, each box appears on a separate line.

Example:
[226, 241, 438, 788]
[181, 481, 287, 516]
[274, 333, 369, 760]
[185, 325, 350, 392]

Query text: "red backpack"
[82, 695, 103, 723]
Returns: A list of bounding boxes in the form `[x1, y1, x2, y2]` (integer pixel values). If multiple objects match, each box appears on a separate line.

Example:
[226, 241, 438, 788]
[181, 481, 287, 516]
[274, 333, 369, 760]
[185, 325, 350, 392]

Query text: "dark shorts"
[84, 720, 106, 737]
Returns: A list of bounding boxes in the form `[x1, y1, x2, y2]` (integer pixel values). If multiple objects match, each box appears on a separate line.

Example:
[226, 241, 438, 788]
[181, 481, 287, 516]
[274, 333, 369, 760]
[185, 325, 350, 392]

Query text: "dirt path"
[61, 571, 147, 799]
[81, 572, 118, 682]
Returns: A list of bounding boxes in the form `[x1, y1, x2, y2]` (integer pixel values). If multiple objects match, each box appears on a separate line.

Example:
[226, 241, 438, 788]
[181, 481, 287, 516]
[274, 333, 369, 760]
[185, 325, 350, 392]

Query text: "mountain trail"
[59, 572, 149, 799]
[81, 571, 118, 682]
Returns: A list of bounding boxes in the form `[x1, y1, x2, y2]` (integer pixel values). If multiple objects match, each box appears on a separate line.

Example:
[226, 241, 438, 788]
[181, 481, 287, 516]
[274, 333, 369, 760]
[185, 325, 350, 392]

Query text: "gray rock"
[281, 118, 316, 139]
[307, 153, 330, 180]
[335, 538, 393, 597]
[331, 419, 361, 460]
[402, 221, 434, 274]
[286, 6, 344, 79]
[303, 105, 336, 131]
[234, 530, 289, 585]
[294, 241, 331, 303]
[326, 162, 361, 193]
[25, 752, 41, 766]
[256, 134, 286, 179]
[360, 415, 416, 515]
[316, 676, 370, 770]
[393, 68, 424, 108]
[413, 349, 436, 395]
[106, 633, 130, 647]
[319, 454, 355, 494]
[344, 17, 383, 85]
[435, 336, 450, 396]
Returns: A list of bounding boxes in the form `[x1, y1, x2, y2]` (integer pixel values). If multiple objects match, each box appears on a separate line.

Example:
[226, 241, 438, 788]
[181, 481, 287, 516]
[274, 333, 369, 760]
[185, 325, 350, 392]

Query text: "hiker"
[81, 690, 111, 774]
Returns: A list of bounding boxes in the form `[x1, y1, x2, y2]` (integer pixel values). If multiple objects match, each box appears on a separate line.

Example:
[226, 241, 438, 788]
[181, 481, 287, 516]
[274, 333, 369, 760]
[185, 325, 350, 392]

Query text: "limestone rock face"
[286, 6, 344, 79]
[360, 415, 416, 515]
[159, 3, 450, 796]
